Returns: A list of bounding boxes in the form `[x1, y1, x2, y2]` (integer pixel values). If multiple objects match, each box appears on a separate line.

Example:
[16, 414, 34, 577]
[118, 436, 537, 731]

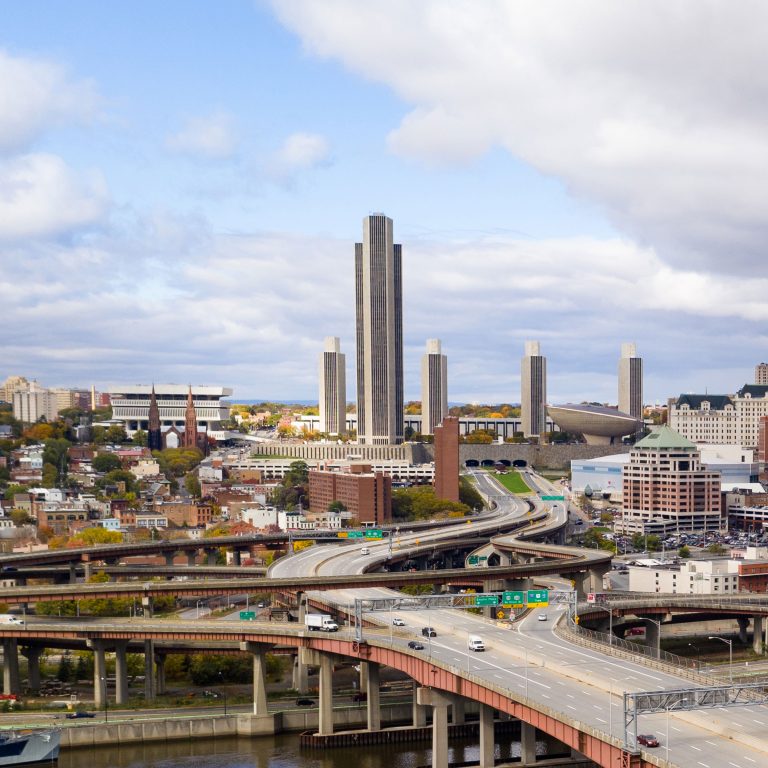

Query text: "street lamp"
[100, 676, 108, 723]
[196, 600, 204, 619]
[688, 642, 701, 666]
[708, 636, 733, 684]
[590, 603, 614, 646]
[643, 618, 662, 659]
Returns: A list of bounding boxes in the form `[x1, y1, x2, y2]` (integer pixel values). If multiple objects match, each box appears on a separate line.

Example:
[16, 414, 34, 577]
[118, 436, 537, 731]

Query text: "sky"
[2, 0, 767, 406]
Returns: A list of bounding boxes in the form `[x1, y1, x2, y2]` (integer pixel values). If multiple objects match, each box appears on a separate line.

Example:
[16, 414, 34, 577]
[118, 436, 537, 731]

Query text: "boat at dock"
[0, 729, 60, 766]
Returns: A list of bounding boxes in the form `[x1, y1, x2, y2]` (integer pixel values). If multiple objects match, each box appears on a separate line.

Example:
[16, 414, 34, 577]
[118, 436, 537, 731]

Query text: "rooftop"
[634, 425, 696, 451]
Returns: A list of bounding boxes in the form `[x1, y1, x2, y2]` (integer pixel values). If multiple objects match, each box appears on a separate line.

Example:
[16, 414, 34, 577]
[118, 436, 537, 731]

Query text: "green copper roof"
[634, 425, 697, 450]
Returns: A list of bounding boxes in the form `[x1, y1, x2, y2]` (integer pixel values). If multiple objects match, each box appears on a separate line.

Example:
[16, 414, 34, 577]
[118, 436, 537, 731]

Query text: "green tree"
[706, 542, 726, 555]
[92, 453, 122, 473]
[391, 486, 469, 521]
[105, 425, 128, 443]
[283, 460, 309, 486]
[459, 477, 484, 511]
[327, 500, 347, 513]
[678, 545, 691, 558]
[185, 473, 201, 497]
[10, 509, 34, 526]
[132, 429, 148, 446]
[96, 469, 137, 495]
[4, 483, 30, 500]
[57, 654, 74, 682]
[74, 653, 92, 681]
[41, 463, 58, 488]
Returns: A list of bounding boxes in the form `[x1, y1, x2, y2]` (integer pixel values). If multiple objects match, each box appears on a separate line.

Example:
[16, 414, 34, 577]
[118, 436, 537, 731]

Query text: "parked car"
[421, 627, 437, 637]
[637, 734, 659, 747]
[392, 617, 405, 626]
[66, 711, 95, 719]
[296, 698, 315, 707]
[407, 641, 425, 650]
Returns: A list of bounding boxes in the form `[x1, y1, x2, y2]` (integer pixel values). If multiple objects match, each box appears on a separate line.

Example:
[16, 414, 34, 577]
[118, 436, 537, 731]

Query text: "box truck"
[304, 613, 339, 632]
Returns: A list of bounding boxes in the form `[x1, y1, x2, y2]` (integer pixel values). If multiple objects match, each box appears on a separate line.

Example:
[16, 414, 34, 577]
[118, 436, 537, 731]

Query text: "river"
[56, 732, 529, 768]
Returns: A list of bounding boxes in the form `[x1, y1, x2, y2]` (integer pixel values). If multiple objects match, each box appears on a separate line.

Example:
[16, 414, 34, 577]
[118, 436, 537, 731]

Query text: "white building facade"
[318, 336, 346, 436]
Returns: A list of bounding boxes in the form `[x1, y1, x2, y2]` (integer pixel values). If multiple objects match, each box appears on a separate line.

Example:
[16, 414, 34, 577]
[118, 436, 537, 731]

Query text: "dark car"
[296, 698, 315, 707]
[407, 640, 425, 650]
[352, 691, 367, 702]
[66, 711, 95, 719]
[421, 627, 436, 637]
[637, 734, 659, 748]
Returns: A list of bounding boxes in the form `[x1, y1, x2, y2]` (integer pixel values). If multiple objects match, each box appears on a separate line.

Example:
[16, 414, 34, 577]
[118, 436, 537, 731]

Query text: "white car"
[392, 617, 405, 626]
[537, 613, 548, 622]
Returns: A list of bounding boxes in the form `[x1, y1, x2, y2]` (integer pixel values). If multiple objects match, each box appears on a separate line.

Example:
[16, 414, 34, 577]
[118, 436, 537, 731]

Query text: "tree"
[678, 545, 691, 559]
[4, 483, 30, 500]
[57, 654, 74, 682]
[327, 500, 347, 513]
[132, 429, 148, 446]
[391, 486, 469, 521]
[185, 473, 201, 497]
[459, 477, 484, 511]
[105, 425, 128, 444]
[41, 463, 58, 488]
[284, 461, 309, 486]
[462, 429, 495, 444]
[706, 542, 726, 555]
[10, 509, 34, 527]
[92, 453, 122, 473]
[96, 469, 137, 495]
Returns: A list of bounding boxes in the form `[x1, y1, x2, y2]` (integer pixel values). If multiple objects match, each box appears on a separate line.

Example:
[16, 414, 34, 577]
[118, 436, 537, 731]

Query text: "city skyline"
[2, 2, 768, 404]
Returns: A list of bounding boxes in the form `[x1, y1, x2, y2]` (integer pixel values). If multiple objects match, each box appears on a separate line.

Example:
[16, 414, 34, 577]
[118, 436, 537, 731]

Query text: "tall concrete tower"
[355, 214, 403, 445]
[421, 339, 448, 436]
[756, 363, 768, 385]
[618, 342, 643, 420]
[521, 340, 547, 438]
[318, 336, 346, 435]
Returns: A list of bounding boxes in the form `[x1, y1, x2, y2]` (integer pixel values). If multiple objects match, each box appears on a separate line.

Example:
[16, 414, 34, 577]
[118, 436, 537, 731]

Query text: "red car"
[637, 734, 659, 748]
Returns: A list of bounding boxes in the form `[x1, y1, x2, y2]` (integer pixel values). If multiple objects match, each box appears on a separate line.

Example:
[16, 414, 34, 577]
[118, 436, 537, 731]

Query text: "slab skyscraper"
[521, 340, 547, 438]
[318, 336, 347, 435]
[618, 343, 643, 437]
[355, 214, 403, 445]
[421, 339, 448, 436]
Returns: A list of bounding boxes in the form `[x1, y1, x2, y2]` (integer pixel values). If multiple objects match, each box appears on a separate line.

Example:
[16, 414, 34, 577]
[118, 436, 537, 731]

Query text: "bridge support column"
[644, 621, 660, 657]
[292, 653, 309, 694]
[2, 639, 20, 696]
[738, 617, 749, 645]
[142, 596, 154, 618]
[69, 563, 78, 583]
[479, 703, 495, 768]
[753, 616, 765, 654]
[301, 649, 335, 735]
[186, 551, 197, 566]
[241, 642, 270, 716]
[451, 695, 466, 724]
[206, 548, 217, 566]
[143, 640, 155, 701]
[114, 641, 129, 705]
[359, 659, 369, 693]
[520, 721, 537, 766]
[232, 549, 242, 567]
[417, 687, 451, 768]
[164, 552, 175, 566]
[155, 653, 166, 695]
[23, 647, 42, 692]
[364, 661, 381, 731]
[83, 562, 92, 581]
[88, 640, 107, 708]
[297, 592, 307, 623]
[412, 686, 427, 727]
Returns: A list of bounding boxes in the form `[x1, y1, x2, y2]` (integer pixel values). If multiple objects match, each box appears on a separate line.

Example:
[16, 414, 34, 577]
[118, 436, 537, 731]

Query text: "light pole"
[591, 603, 614, 646]
[688, 642, 701, 667]
[196, 600, 203, 619]
[708, 636, 733, 684]
[644, 618, 662, 659]
[100, 676, 108, 723]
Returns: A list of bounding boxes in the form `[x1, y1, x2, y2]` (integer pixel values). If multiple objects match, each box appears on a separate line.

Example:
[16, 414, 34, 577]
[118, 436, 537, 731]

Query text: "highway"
[271, 469, 768, 768]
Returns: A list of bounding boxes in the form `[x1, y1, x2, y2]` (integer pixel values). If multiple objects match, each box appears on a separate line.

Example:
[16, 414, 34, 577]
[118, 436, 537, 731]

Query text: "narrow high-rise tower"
[355, 214, 403, 445]
[521, 341, 547, 438]
[618, 342, 643, 421]
[319, 337, 347, 435]
[756, 363, 768, 386]
[421, 339, 448, 436]
[182, 386, 198, 449]
[147, 386, 163, 451]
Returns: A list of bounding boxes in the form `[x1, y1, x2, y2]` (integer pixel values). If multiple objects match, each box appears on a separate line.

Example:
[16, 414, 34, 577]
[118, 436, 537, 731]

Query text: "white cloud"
[267, 132, 331, 181]
[0, 49, 99, 153]
[0, 153, 109, 240]
[166, 111, 238, 159]
[2, 221, 766, 402]
[270, 1, 768, 272]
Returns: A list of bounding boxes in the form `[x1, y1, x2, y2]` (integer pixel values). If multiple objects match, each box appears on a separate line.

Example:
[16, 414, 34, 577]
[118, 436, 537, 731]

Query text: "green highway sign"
[239, 611, 256, 621]
[364, 529, 383, 539]
[502, 591, 525, 607]
[541, 495, 565, 501]
[527, 589, 549, 608]
[475, 595, 499, 607]
[347, 531, 364, 538]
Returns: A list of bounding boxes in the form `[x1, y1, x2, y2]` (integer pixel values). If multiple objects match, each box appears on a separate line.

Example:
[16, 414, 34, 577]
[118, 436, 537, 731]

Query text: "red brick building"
[739, 560, 768, 593]
[308, 464, 391, 525]
[433, 416, 460, 503]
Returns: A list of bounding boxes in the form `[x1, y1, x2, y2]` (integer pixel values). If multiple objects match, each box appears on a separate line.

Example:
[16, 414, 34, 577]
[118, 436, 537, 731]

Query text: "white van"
[360, 546, 370, 555]
[468, 635, 485, 652]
